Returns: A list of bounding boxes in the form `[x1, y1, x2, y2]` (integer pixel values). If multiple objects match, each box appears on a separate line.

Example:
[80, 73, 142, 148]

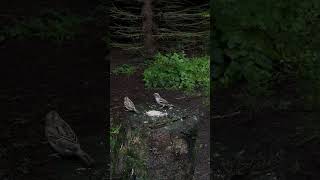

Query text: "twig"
[212, 111, 241, 119]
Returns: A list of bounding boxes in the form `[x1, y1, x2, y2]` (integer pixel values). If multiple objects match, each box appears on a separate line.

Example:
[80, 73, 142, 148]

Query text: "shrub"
[212, 0, 320, 107]
[143, 52, 209, 94]
[1, 11, 84, 43]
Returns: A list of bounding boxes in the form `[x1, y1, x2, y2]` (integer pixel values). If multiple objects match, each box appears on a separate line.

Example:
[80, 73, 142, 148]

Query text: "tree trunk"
[142, 0, 156, 57]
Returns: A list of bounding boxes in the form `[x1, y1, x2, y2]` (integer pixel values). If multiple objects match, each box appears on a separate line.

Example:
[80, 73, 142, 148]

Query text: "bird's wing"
[46, 125, 78, 143]
[124, 101, 132, 110]
[45, 117, 78, 144]
[159, 97, 168, 104]
[125, 98, 136, 110]
[128, 98, 135, 106]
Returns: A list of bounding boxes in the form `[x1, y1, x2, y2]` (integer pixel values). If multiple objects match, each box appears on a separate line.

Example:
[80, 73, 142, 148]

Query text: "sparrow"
[45, 111, 95, 166]
[124, 97, 139, 113]
[153, 93, 174, 108]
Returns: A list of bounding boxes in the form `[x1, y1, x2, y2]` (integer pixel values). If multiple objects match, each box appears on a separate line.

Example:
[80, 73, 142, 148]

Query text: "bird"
[124, 96, 139, 113]
[153, 93, 174, 108]
[45, 110, 95, 166]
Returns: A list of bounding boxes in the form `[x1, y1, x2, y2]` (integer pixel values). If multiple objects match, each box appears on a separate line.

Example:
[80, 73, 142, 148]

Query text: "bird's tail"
[134, 109, 140, 114]
[77, 149, 95, 167]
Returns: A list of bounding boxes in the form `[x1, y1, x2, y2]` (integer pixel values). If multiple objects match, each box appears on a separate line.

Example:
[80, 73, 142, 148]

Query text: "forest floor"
[213, 88, 320, 180]
[109, 48, 210, 180]
[0, 39, 108, 180]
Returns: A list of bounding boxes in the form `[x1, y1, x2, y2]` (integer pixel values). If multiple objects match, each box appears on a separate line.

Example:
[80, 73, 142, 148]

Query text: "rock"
[116, 103, 200, 179]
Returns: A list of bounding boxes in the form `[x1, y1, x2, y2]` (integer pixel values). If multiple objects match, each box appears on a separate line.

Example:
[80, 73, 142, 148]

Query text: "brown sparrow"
[45, 111, 94, 166]
[124, 97, 139, 113]
[153, 93, 174, 108]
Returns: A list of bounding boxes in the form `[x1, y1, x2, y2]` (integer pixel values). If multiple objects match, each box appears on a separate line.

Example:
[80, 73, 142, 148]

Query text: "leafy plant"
[0, 10, 84, 43]
[110, 125, 122, 175]
[296, 51, 320, 110]
[212, 0, 320, 107]
[112, 64, 136, 76]
[123, 148, 147, 179]
[111, 125, 121, 135]
[110, 126, 148, 179]
[143, 52, 209, 94]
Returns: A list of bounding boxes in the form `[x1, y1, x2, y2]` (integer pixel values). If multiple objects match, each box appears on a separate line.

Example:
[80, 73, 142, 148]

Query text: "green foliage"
[111, 125, 121, 135]
[110, 127, 148, 179]
[297, 51, 320, 109]
[112, 64, 136, 76]
[143, 52, 209, 94]
[1, 11, 84, 43]
[122, 148, 147, 179]
[110, 125, 121, 154]
[110, 125, 122, 175]
[212, 0, 320, 107]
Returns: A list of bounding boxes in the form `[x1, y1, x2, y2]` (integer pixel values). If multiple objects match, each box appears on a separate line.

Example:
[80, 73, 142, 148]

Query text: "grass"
[110, 124, 122, 176]
[110, 121, 148, 179]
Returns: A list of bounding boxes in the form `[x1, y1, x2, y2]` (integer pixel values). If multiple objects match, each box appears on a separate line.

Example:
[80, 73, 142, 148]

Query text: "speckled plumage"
[153, 93, 174, 108]
[124, 97, 139, 113]
[45, 111, 94, 166]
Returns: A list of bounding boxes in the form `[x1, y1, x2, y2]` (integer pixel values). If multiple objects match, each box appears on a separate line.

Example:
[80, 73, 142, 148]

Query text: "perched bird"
[45, 111, 95, 166]
[153, 93, 174, 108]
[124, 96, 139, 113]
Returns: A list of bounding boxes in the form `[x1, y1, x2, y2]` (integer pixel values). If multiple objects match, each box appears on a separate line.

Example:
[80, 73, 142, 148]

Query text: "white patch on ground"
[145, 110, 168, 117]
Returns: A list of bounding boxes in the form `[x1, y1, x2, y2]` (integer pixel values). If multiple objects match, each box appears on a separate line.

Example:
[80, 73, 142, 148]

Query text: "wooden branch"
[110, 0, 209, 53]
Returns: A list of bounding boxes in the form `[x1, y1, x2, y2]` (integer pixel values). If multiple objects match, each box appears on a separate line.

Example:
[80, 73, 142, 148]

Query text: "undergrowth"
[143, 52, 209, 95]
[211, 0, 320, 110]
[0, 10, 86, 43]
[110, 121, 148, 179]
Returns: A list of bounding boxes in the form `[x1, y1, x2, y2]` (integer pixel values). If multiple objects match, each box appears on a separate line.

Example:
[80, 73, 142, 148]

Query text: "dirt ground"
[109, 48, 210, 179]
[213, 88, 320, 180]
